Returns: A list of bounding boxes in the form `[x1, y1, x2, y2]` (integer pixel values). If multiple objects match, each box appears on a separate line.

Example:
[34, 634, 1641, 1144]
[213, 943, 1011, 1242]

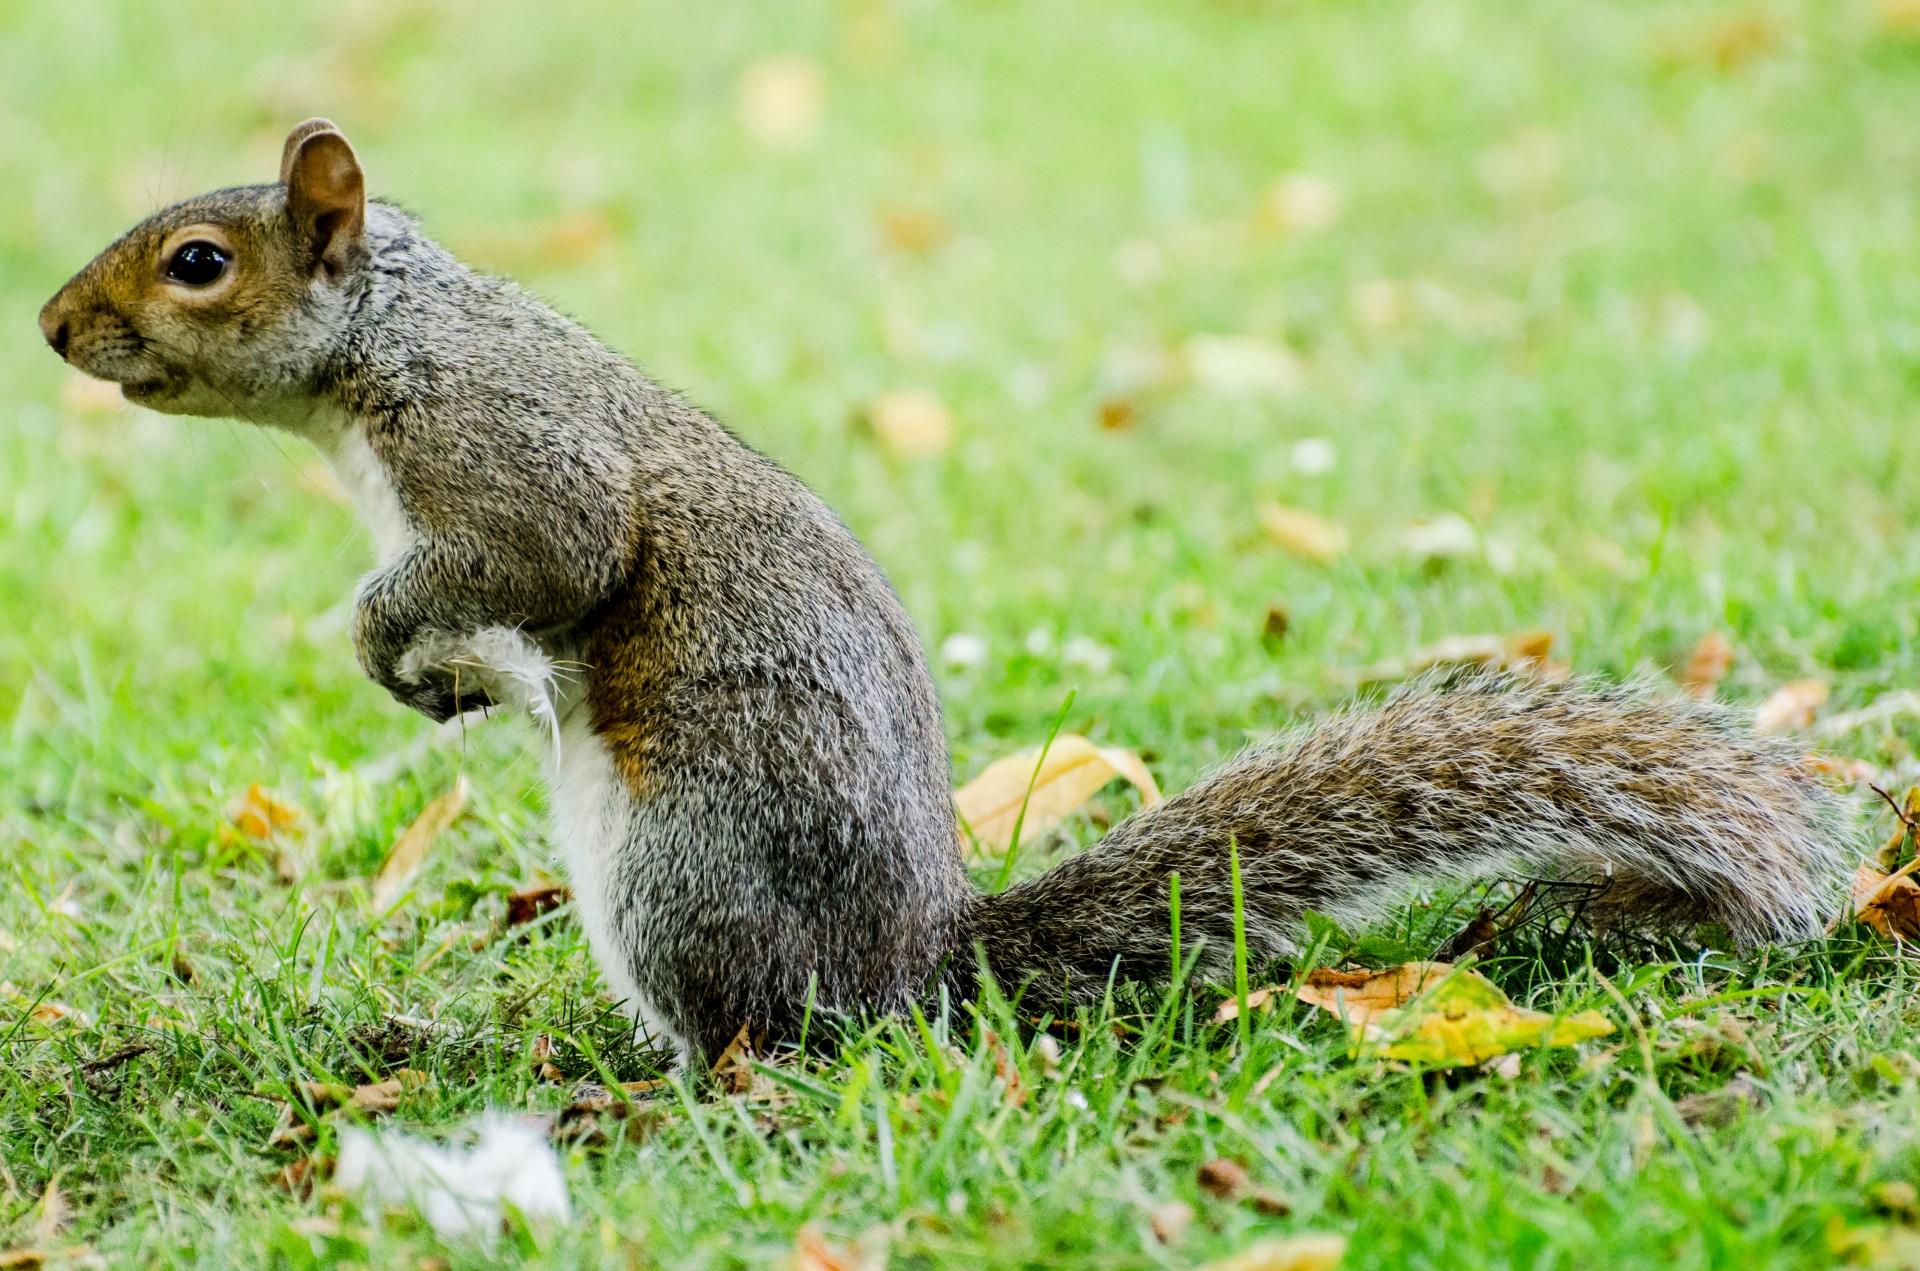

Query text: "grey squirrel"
[39, 120, 1850, 1069]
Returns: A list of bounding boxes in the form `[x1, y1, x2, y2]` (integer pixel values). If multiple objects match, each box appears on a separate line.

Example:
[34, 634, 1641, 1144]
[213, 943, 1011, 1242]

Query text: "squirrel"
[40, 120, 1851, 1069]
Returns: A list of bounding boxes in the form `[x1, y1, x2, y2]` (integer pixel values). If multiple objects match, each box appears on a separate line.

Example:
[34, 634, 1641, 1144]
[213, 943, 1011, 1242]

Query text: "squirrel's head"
[39, 119, 369, 419]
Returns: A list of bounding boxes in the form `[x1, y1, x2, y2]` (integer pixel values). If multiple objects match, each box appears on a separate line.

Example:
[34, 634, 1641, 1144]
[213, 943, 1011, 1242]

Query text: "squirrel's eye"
[164, 241, 229, 287]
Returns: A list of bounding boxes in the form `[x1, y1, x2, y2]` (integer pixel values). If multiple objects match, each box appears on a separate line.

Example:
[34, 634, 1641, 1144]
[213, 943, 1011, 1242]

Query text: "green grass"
[7, 0, 1920, 1265]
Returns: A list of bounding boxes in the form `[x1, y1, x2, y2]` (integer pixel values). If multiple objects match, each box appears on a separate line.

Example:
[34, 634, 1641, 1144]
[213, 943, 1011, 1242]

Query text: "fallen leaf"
[1657, 11, 1786, 72]
[1211, 986, 1280, 1023]
[1755, 680, 1829, 734]
[300, 1069, 432, 1119]
[1879, 0, 1920, 36]
[371, 777, 469, 912]
[985, 1029, 1027, 1107]
[1296, 963, 1611, 1067]
[711, 1023, 753, 1094]
[737, 55, 825, 148]
[792, 1225, 861, 1271]
[876, 206, 948, 255]
[1261, 605, 1290, 645]
[866, 390, 952, 460]
[954, 734, 1160, 854]
[1294, 963, 1455, 1030]
[1150, 1200, 1194, 1244]
[1185, 335, 1302, 397]
[1851, 864, 1920, 942]
[1262, 172, 1341, 234]
[1873, 1180, 1920, 1217]
[1674, 1074, 1759, 1128]
[27, 999, 90, 1029]
[1808, 754, 1880, 785]
[0, 1250, 47, 1269]
[229, 784, 303, 840]
[1257, 504, 1348, 563]
[1681, 632, 1735, 700]
[506, 884, 573, 928]
[1194, 1233, 1347, 1271]
[1197, 1157, 1251, 1199]
[1355, 630, 1560, 684]
[1097, 398, 1136, 430]
[31, 1178, 63, 1245]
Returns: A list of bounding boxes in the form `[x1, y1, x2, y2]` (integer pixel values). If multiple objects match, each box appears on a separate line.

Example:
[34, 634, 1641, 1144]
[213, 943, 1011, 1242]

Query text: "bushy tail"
[949, 672, 1851, 1003]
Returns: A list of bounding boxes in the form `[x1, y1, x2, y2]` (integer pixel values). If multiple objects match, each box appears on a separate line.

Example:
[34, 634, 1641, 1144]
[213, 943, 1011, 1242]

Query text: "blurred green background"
[6, 0, 1920, 1263]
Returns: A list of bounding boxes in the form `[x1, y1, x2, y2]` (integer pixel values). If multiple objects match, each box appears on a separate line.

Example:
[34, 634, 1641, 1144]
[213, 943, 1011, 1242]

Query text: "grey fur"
[40, 125, 1853, 1068]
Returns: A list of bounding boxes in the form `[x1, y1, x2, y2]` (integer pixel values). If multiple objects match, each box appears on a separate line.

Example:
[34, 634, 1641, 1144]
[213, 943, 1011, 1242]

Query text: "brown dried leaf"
[229, 784, 303, 840]
[0, 1250, 47, 1269]
[1754, 680, 1829, 734]
[1681, 632, 1735, 700]
[1294, 962, 1455, 1029]
[711, 1023, 753, 1094]
[738, 55, 825, 148]
[1357, 630, 1562, 684]
[1852, 864, 1920, 942]
[984, 1029, 1027, 1108]
[1198, 1157, 1251, 1199]
[1257, 504, 1348, 563]
[371, 777, 469, 912]
[506, 884, 573, 928]
[954, 735, 1160, 855]
[30, 1179, 62, 1246]
[28, 1000, 90, 1029]
[1097, 398, 1137, 431]
[792, 1225, 861, 1271]
[866, 390, 952, 461]
[1210, 986, 1279, 1024]
[1194, 1233, 1348, 1271]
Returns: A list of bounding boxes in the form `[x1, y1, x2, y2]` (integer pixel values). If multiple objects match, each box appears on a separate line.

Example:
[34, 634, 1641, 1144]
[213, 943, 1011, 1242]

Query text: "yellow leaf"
[737, 55, 825, 148]
[1257, 504, 1348, 563]
[1296, 963, 1612, 1068]
[1754, 680, 1828, 734]
[371, 777, 469, 912]
[1681, 632, 1734, 700]
[954, 734, 1160, 855]
[1195, 1233, 1347, 1271]
[867, 389, 953, 460]
[229, 784, 304, 840]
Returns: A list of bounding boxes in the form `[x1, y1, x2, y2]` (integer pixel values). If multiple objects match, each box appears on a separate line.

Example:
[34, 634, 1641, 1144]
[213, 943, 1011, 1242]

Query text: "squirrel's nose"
[38, 307, 70, 359]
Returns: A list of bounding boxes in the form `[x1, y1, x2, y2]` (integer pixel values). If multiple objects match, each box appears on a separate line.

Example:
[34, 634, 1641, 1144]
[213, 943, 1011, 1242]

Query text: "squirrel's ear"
[282, 121, 365, 283]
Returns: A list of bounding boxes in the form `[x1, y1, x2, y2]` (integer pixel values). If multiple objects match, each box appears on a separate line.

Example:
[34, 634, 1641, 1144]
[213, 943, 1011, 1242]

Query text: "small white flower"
[1024, 627, 1055, 656]
[939, 633, 989, 669]
[1289, 436, 1337, 476]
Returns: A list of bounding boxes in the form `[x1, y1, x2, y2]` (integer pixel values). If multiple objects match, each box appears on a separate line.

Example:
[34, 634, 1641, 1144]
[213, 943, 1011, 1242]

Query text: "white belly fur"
[401, 626, 680, 1058]
[311, 425, 679, 1060]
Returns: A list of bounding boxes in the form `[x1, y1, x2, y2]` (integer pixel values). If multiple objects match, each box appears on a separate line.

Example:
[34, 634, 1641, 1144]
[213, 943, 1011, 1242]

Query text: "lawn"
[5, 0, 1920, 1266]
